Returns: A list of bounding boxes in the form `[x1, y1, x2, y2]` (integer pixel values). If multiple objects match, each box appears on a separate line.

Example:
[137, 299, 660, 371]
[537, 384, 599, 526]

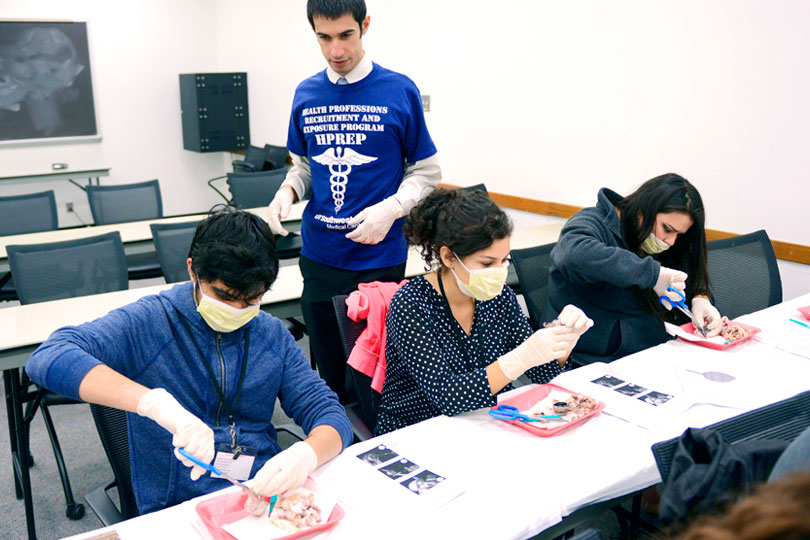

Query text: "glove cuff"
[137, 387, 169, 418]
[289, 441, 319, 472]
[497, 349, 526, 381]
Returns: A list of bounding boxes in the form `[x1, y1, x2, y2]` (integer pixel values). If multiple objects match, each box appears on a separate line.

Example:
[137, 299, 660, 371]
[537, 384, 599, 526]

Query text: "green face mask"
[195, 282, 260, 333]
[640, 233, 670, 255]
[450, 251, 509, 302]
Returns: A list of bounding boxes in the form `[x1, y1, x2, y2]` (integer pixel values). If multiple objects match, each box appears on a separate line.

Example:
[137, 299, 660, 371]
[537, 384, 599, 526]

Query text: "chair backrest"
[707, 230, 782, 319]
[226, 168, 288, 209]
[232, 144, 267, 173]
[0, 190, 58, 235]
[7, 231, 128, 304]
[150, 221, 199, 283]
[457, 183, 488, 195]
[652, 390, 810, 484]
[263, 144, 289, 170]
[89, 404, 139, 520]
[511, 242, 556, 330]
[86, 180, 163, 225]
[332, 294, 380, 431]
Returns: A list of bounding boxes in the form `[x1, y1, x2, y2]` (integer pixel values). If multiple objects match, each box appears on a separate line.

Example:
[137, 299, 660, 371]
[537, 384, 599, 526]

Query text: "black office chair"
[511, 242, 556, 331]
[0, 190, 59, 301]
[707, 230, 782, 319]
[231, 144, 268, 173]
[263, 144, 289, 170]
[7, 231, 129, 520]
[86, 179, 164, 279]
[85, 404, 139, 525]
[226, 168, 289, 209]
[332, 294, 376, 441]
[149, 221, 199, 283]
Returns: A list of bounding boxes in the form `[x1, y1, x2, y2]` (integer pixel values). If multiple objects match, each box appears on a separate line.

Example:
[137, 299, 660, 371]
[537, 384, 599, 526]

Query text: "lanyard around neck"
[174, 306, 250, 426]
[436, 272, 476, 366]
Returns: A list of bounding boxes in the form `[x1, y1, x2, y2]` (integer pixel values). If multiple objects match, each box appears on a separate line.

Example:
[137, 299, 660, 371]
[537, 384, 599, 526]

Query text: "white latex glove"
[654, 266, 688, 310]
[252, 441, 318, 497]
[267, 186, 296, 236]
[553, 304, 594, 357]
[137, 388, 215, 481]
[497, 326, 574, 380]
[344, 197, 403, 245]
[691, 296, 723, 337]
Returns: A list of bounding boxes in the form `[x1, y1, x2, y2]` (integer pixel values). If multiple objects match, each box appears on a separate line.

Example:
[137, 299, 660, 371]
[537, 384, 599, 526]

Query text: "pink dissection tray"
[196, 483, 344, 540]
[678, 321, 761, 350]
[797, 306, 810, 320]
[492, 383, 604, 437]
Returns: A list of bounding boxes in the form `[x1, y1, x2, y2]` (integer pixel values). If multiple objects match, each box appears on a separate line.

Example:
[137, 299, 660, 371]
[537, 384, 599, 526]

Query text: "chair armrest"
[85, 481, 125, 526]
[231, 160, 257, 173]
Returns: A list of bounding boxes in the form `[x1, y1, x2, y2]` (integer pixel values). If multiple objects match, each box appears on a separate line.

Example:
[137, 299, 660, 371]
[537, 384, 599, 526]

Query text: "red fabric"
[345, 280, 408, 393]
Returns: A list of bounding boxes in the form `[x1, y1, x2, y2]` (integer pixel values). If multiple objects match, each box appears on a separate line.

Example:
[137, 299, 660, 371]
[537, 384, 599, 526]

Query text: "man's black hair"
[189, 207, 278, 299]
[307, 0, 366, 30]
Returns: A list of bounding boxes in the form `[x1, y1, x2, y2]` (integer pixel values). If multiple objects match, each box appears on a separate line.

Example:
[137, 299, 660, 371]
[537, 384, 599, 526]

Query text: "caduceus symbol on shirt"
[311, 147, 378, 213]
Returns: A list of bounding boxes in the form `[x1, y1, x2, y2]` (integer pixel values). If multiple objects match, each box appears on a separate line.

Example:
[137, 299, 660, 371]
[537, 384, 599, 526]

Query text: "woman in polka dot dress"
[375, 188, 593, 435]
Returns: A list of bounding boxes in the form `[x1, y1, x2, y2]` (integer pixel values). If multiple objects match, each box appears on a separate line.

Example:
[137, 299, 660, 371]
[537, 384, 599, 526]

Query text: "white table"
[0, 167, 110, 186]
[58, 293, 810, 540]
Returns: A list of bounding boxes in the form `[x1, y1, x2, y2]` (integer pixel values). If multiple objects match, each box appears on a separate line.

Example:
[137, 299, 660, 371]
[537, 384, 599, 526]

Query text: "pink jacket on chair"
[346, 280, 408, 393]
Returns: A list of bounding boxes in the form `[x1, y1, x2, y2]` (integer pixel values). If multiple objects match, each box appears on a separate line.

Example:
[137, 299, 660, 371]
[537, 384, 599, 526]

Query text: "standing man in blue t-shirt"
[267, 0, 441, 404]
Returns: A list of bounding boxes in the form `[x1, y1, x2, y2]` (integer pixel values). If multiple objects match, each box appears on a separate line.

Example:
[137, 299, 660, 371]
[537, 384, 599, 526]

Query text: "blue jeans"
[769, 425, 810, 481]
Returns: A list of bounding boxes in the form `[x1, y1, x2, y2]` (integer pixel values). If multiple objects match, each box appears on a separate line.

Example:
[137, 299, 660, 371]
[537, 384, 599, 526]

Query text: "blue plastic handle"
[177, 447, 222, 476]
[659, 286, 687, 310]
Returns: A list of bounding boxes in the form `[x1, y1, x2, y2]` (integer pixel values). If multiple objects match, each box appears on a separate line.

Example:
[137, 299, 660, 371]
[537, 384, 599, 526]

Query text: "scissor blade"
[677, 305, 707, 337]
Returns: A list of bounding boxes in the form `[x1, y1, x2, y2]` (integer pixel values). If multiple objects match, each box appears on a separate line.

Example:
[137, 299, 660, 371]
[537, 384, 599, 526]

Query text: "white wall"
[1, 0, 228, 225]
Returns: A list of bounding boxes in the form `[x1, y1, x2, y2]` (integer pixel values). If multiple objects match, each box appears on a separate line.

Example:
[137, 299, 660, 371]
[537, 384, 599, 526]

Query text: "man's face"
[187, 259, 265, 309]
[312, 14, 370, 76]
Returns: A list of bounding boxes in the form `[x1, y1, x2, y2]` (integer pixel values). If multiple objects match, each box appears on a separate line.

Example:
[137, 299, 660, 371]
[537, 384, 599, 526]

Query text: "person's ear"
[439, 246, 456, 269]
[186, 258, 195, 283]
[360, 15, 370, 36]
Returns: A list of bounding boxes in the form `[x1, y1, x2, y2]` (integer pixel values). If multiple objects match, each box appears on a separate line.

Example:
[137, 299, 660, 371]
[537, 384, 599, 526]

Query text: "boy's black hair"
[307, 0, 367, 30]
[189, 206, 278, 299]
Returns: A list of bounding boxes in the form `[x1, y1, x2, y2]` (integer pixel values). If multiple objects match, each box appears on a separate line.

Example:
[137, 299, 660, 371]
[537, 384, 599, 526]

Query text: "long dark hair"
[616, 173, 710, 318]
[404, 188, 512, 271]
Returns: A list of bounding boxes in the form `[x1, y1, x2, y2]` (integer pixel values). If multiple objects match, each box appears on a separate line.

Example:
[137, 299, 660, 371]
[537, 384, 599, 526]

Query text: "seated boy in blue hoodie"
[26, 208, 352, 513]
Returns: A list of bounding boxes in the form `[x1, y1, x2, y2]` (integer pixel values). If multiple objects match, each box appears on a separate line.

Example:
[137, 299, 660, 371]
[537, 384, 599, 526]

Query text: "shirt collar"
[326, 54, 373, 84]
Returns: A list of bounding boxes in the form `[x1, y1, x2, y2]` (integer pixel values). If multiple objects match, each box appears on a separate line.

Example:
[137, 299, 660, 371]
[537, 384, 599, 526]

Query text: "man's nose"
[331, 41, 345, 58]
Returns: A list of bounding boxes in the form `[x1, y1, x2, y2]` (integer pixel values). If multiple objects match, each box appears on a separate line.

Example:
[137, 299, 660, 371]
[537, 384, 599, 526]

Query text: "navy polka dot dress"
[375, 275, 564, 435]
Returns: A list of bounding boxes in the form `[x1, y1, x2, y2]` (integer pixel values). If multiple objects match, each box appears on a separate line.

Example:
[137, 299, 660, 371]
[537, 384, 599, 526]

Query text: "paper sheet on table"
[552, 363, 693, 429]
[222, 489, 337, 540]
[752, 319, 810, 360]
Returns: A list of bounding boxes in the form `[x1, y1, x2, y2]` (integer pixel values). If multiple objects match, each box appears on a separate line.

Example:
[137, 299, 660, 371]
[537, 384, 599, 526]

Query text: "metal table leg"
[6, 368, 37, 539]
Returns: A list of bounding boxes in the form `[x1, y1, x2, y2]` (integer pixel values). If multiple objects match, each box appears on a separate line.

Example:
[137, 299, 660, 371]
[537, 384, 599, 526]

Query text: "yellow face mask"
[195, 284, 260, 333]
[640, 233, 671, 255]
[450, 251, 509, 302]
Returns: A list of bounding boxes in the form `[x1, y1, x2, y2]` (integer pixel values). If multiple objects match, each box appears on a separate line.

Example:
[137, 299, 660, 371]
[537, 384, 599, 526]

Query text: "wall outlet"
[421, 94, 431, 112]
[66, 202, 74, 212]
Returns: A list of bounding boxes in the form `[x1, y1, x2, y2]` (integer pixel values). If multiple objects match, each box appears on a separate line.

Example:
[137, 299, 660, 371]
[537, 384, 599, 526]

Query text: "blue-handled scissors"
[177, 447, 276, 514]
[488, 404, 562, 423]
[658, 287, 709, 338]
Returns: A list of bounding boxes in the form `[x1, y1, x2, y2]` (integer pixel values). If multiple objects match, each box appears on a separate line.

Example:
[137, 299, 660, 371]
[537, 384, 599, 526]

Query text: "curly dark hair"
[404, 188, 512, 270]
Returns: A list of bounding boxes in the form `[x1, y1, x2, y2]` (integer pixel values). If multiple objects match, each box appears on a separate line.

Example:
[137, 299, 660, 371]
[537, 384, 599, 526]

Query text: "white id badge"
[211, 444, 257, 481]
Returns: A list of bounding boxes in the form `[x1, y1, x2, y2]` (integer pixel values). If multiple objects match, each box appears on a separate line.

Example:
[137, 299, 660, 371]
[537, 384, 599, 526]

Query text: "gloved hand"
[691, 296, 723, 337]
[267, 186, 296, 236]
[252, 441, 318, 497]
[345, 197, 403, 245]
[553, 304, 594, 356]
[497, 326, 574, 380]
[137, 388, 214, 481]
[653, 266, 688, 310]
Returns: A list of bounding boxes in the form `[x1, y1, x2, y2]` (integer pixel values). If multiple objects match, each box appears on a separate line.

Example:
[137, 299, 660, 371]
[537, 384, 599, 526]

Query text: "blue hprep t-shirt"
[287, 63, 437, 271]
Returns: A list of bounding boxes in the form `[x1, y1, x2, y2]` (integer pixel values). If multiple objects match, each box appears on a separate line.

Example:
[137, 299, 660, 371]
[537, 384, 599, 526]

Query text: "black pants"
[299, 255, 406, 404]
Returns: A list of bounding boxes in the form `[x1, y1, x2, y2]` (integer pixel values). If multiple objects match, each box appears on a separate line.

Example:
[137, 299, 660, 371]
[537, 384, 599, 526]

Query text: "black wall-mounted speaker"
[179, 72, 249, 153]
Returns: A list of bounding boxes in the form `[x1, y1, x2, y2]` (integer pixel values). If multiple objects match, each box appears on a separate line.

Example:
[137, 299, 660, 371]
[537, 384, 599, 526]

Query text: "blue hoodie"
[26, 282, 352, 513]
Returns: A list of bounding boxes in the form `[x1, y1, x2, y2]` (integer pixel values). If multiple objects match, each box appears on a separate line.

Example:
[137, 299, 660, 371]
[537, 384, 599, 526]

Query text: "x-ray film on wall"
[0, 21, 99, 144]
